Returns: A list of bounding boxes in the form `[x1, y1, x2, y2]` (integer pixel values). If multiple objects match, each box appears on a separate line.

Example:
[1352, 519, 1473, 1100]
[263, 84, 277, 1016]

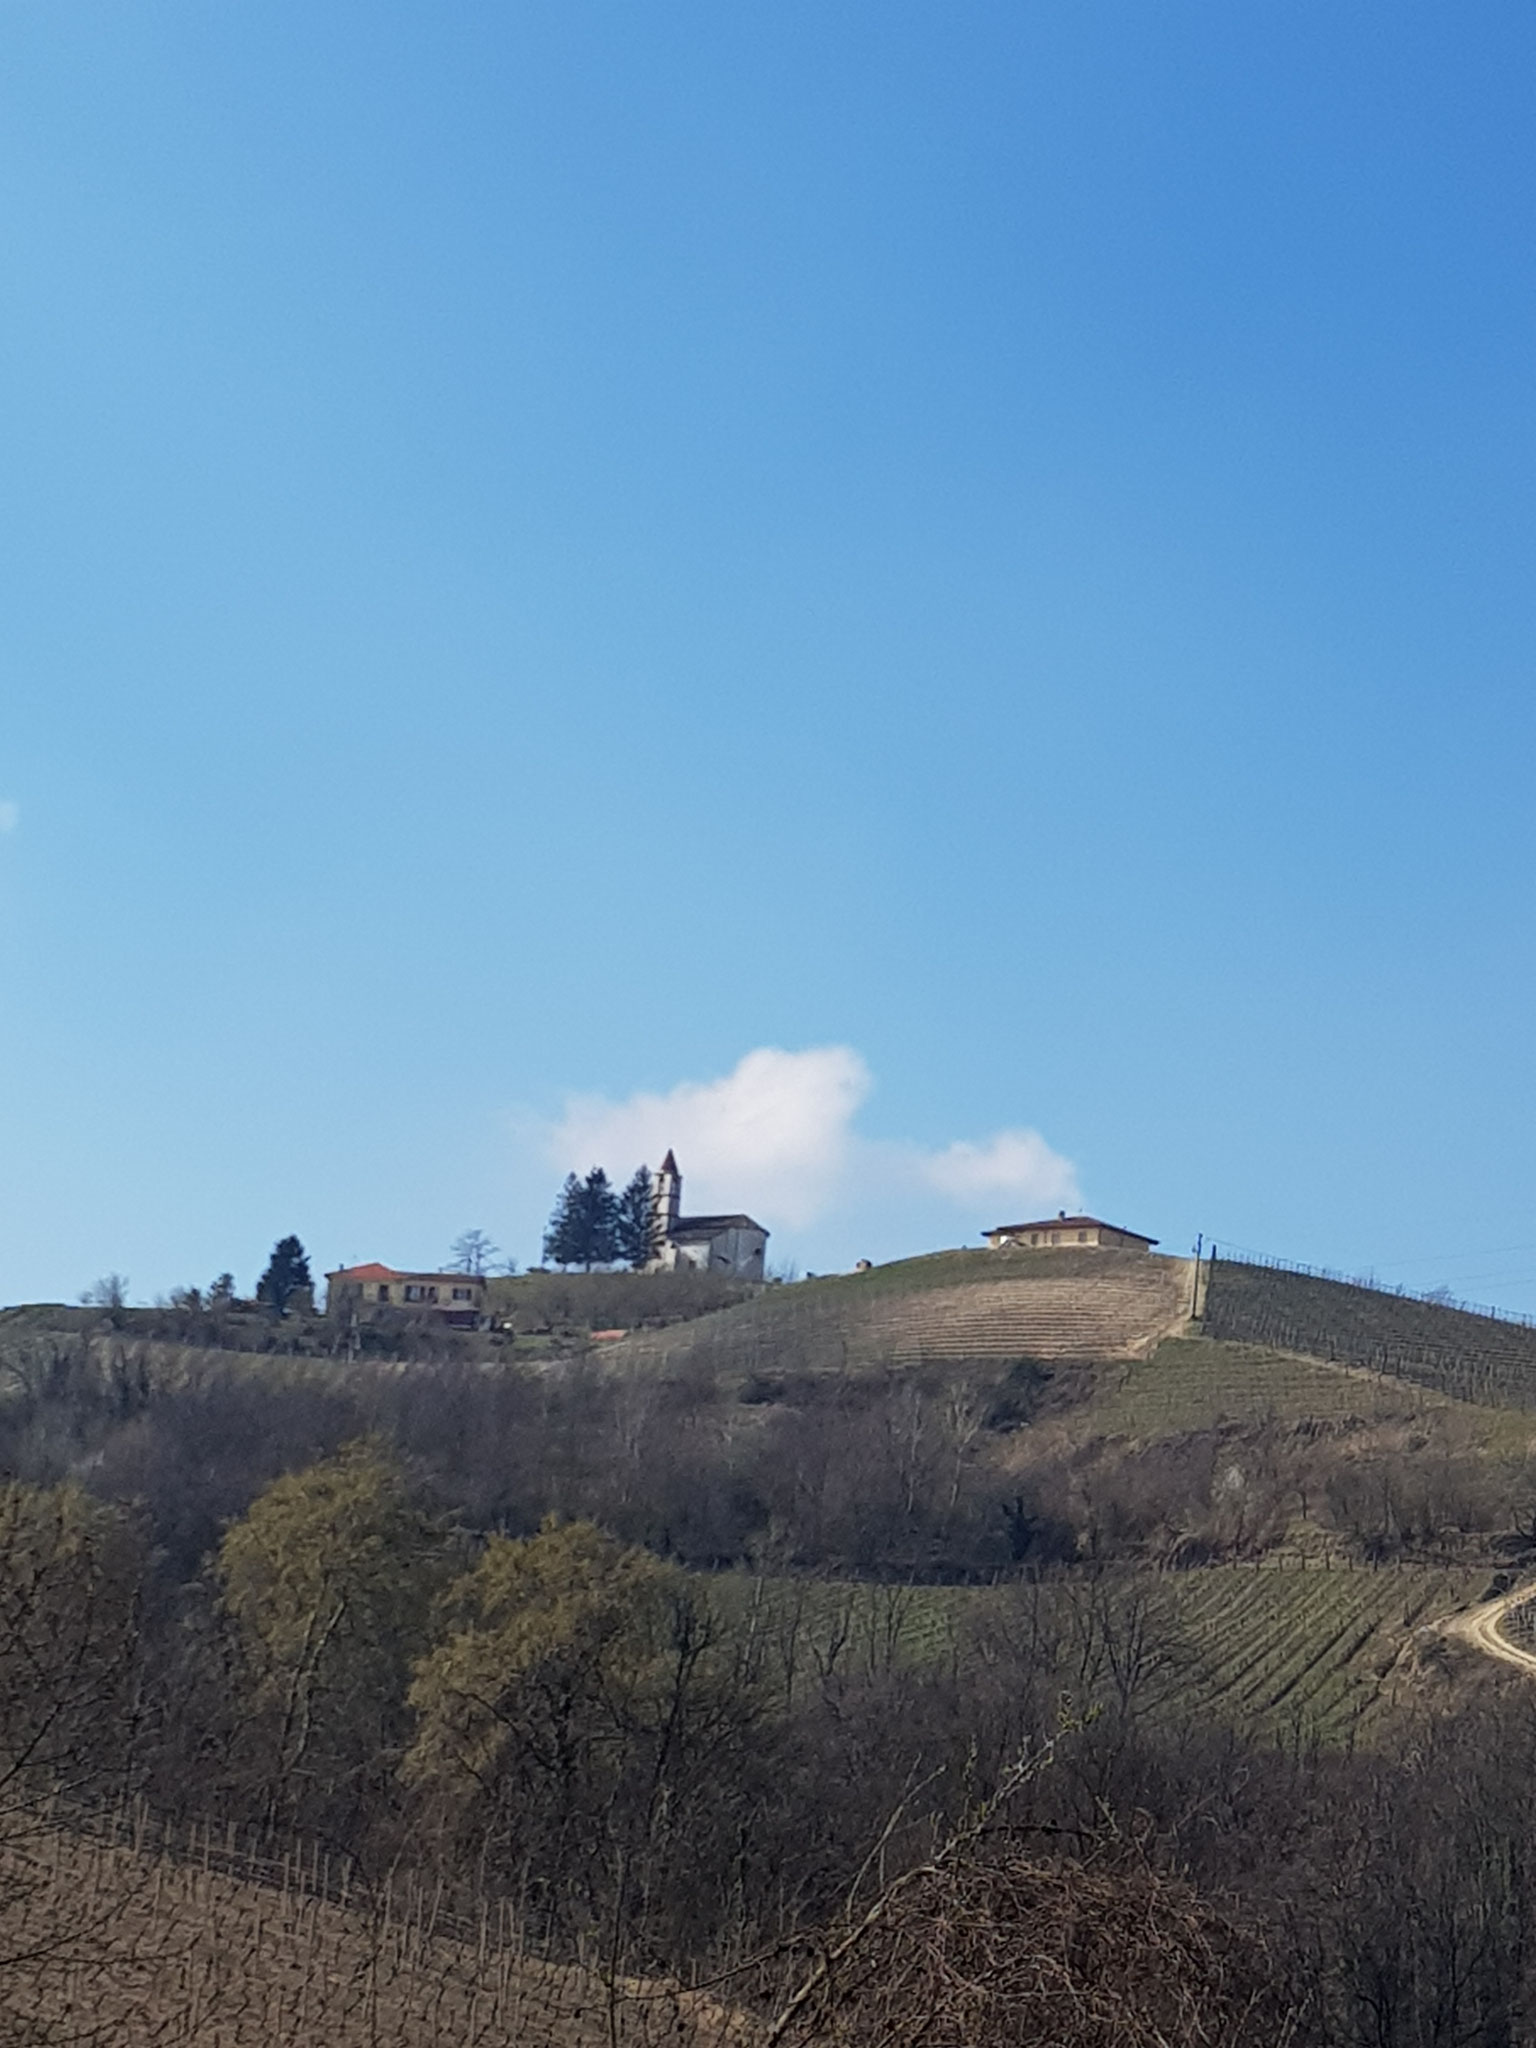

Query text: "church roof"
[658, 1149, 679, 1176]
[669, 1213, 765, 1239]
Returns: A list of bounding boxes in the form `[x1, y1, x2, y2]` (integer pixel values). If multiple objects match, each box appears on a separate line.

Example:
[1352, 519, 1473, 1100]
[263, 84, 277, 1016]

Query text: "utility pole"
[1192, 1234, 1206, 1323]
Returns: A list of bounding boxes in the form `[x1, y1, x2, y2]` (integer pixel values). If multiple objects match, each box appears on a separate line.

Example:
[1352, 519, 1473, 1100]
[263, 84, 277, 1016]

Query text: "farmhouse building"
[984, 1213, 1157, 1253]
[647, 1151, 768, 1281]
[325, 1262, 488, 1328]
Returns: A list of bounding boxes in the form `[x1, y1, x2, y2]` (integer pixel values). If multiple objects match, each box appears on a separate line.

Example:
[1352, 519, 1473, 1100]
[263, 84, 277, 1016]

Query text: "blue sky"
[4, 3, 1536, 1307]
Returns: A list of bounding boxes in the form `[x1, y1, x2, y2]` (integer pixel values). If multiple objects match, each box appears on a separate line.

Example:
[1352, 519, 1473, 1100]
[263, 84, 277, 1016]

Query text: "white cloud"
[914, 1130, 1081, 1213]
[550, 1046, 870, 1228]
[545, 1046, 1080, 1240]
[0, 802, 17, 835]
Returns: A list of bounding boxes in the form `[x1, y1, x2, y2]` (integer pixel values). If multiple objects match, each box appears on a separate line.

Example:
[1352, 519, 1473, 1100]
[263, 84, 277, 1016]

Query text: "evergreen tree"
[542, 1174, 587, 1268]
[615, 1166, 656, 1269]
[578, 1167, 620, 1268]
[543, 1168, 623, 1268]
[256, 1235, 312, 1317]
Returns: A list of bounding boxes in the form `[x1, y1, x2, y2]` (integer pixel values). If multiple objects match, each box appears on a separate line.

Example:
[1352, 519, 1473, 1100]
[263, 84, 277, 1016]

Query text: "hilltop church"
[647, 1151, 768, 1281]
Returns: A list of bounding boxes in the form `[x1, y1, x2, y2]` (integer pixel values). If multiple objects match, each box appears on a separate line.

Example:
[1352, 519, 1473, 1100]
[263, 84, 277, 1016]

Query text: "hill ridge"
[607, 1249, 1196, 1373]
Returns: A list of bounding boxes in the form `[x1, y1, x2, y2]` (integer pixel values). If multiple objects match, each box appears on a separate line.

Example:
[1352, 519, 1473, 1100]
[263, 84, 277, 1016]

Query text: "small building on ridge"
[984, 1213, 1157, 1254]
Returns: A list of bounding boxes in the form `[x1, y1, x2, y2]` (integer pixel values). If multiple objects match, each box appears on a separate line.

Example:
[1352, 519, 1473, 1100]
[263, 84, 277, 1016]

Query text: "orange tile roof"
[326, 1264, 490, 1283]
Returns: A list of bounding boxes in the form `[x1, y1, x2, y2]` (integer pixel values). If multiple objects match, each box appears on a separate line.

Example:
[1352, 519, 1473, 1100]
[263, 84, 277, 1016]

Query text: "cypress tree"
[579, 1167, 619, 1269]
[257, 1236, 313, 1317]
[615, 1167, 656, 1269]
[542, 1174, 587, 1269]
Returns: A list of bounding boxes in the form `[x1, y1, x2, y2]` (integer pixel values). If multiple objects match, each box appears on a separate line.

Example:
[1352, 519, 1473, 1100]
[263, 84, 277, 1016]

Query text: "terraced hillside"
[612, 1248, 1195, 1374]
[1203, 1258, 1536, 1408]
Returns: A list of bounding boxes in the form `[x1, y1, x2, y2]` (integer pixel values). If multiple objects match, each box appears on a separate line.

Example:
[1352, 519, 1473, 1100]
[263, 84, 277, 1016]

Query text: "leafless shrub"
[765, 1844, 1292, 2048]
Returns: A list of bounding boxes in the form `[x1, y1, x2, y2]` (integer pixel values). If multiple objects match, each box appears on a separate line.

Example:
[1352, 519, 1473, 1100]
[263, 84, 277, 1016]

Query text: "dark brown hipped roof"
[986, 1215, 1157, 1245]
[669, 1213, 765, 1239]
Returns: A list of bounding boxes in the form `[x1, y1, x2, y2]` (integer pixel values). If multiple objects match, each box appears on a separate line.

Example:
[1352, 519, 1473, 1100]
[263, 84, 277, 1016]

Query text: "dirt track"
[1445, 1588, 1536, 1677]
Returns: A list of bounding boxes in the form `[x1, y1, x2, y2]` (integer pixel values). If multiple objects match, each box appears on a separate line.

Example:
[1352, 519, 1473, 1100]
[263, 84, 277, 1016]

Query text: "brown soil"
[0, 1816, 745, 2048]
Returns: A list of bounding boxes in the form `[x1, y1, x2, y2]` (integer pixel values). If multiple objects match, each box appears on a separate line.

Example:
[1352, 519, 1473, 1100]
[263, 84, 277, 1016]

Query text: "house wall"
[653, 1229, 767, 1280]
[328, 1274, 487, 1316]
[989, 1225, 1149, 1253]
[719, 1227, 767, 1280]
[326, 1278, 396, 1312]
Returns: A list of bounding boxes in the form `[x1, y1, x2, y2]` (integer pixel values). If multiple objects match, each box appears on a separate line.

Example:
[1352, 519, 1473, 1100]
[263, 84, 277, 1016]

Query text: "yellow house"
[984, 1212, 1157, 1253]
[325, 1263, 488, 1327]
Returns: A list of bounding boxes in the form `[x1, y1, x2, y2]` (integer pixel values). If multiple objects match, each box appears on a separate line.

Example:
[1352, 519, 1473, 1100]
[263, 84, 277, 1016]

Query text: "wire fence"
[1207, 1244, 1536, 1332]
[1199, 1251, 1536, 1413]
[0, 1793, 749, 2047]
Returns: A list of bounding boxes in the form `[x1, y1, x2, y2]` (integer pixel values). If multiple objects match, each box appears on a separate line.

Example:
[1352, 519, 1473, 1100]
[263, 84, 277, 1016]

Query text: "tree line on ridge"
[543, 1165, 656, 1270]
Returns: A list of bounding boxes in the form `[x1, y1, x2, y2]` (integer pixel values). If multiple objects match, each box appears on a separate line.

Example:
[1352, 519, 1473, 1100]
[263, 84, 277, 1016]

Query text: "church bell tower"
[651, 1149, 682, 1254]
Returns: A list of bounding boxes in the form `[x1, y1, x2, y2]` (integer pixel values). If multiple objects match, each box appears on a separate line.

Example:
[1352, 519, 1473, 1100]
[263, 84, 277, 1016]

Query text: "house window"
[1030, 1233, 1039, 1245]
[1051, 1232, 1060, 1245]
[451, 1287, 471, 1301]
[1078, 1230, 1088, 1243]
[377, 1285, 390, 1302]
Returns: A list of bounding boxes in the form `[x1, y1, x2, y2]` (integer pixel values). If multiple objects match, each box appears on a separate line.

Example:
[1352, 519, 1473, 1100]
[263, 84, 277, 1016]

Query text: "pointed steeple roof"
[658, 1149, 679, 1176]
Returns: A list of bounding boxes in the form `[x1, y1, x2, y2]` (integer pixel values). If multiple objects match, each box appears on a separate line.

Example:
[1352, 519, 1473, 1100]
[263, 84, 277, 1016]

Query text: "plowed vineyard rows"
[1166, 1567, 1464, 1736]
[720, 1564, 1480, 1743]
[0, 1819, 739, 2048]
